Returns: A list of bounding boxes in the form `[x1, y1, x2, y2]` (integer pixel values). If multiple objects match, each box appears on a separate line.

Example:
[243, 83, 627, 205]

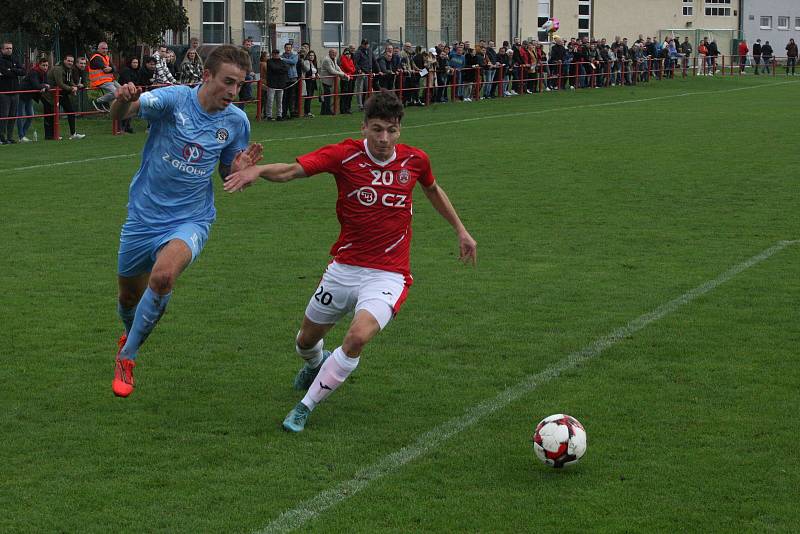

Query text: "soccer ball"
[532, 414, 587, 468]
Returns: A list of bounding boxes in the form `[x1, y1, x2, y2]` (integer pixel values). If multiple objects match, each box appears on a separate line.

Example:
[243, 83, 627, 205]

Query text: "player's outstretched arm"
[110, 82, 142, 120]
[218, 143, 264, 180]
[223, 162, 308, 192]
[422, 181, 477, 266]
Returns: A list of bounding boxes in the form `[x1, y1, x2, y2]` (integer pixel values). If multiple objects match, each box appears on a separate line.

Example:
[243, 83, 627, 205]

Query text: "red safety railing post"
[334, 76, 340, 115]
[297, 78, 304, 118]
[53, 88, 61, 141]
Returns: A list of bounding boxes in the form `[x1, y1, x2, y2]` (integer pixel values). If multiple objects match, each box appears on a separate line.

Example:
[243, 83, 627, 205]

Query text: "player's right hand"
[115, 82, 142, 103]
[223, 165, 263, 192]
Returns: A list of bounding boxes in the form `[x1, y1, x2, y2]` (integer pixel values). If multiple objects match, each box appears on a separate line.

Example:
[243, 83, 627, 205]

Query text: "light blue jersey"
[117, 84, 249, 277]
[128, 84, 250, 227]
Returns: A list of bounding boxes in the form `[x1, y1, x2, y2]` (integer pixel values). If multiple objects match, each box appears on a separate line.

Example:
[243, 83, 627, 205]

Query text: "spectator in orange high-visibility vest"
[89, 42, 120, 112]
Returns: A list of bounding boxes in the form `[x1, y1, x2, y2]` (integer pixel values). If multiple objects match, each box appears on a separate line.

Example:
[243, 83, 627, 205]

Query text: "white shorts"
[304, 262, 410, 329]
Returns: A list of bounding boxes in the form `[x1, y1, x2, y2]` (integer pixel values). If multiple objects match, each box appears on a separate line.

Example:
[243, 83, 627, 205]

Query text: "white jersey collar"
[363, 139, 397, 167]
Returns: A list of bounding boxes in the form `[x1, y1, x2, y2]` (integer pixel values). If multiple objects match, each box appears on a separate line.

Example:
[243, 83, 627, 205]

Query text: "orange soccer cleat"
[112, 334, 136, 397]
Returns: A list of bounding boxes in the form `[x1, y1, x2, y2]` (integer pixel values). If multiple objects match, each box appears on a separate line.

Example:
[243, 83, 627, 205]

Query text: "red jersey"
[296, 138, 435, 279]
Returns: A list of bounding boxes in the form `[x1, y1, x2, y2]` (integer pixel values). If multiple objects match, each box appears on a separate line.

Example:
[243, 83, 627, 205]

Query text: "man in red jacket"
[737, 40, 749, 73]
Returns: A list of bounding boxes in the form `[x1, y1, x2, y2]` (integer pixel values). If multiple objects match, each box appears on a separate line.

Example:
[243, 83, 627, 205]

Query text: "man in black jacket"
[752, 39, 762, 75]
[761, 41, 773, 74]
[352, 40, 373, 110]
[265, 49, 289, 120]
[0, 41, 26, 144]
[549, 37, 566, 89]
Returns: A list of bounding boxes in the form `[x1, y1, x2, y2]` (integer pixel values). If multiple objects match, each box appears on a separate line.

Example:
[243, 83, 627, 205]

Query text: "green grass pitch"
[1, 75, 799, 532]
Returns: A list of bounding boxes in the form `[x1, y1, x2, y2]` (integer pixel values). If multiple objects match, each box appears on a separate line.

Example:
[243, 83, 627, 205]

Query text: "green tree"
[1, 0, 188, 56]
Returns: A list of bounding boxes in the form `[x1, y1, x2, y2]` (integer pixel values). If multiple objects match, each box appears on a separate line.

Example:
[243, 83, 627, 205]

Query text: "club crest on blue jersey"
[216, 128, 229, 143]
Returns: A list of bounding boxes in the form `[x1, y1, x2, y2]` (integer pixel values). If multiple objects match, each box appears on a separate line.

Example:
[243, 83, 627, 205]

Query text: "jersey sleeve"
[220, 115, 251, 166]
[417, 150, 435, 187]
[137, 85, 182, 121]
[296, 143, 344, 177]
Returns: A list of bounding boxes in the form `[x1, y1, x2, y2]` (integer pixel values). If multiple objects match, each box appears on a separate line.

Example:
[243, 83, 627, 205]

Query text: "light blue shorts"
[117, 218, 210, 277]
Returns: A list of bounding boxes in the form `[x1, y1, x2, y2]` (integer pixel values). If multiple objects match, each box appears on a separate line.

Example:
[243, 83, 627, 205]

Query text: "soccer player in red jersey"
[223, 90, 477, 432]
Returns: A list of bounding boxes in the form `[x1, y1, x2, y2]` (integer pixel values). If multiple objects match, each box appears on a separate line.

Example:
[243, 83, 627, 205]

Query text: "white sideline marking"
[5, 153, 137, 173]
[2, 81, 796, 174]
[255, 239, 798, 534]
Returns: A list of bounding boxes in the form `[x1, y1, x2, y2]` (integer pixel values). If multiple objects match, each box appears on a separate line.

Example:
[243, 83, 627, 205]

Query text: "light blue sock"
[119, 287, 172, 360]
[117, 302, 136, 334]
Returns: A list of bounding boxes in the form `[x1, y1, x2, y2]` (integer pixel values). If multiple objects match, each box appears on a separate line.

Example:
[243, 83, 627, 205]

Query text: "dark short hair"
[205, 44, 252, 75]
[361, 39, 369, 46]
[272, 49, 280, 54]
[144, 56, 156, 64]
[364, 89, 404, 124]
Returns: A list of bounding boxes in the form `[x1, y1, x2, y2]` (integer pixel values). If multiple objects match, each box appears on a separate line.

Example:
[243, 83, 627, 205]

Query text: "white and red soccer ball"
[532, 414, 587, 468]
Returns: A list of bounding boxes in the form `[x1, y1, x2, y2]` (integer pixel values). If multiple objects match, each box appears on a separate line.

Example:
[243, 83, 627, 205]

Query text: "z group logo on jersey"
[215, 128, 229, 143]
[182, 143, 204, 163]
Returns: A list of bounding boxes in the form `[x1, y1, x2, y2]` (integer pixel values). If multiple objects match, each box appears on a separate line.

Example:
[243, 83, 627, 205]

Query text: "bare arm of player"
[421, 181, 477, 266]
[110, 82, 142, 120]
[222, 162, 308, 192]
[218, 143, 264, 181]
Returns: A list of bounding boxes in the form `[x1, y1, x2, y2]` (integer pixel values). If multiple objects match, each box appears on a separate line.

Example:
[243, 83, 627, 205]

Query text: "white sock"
[301, 346, 359, 410]
[296, 331, 324, 368]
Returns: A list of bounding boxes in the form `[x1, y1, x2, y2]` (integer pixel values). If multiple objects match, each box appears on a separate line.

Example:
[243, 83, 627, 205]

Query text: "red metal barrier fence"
[0, 56, 789, 141]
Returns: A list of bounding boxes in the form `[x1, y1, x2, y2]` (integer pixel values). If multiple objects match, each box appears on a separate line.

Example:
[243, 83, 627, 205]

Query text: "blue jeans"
[482, 69, 495, 97]
[17, 98, 34, 138]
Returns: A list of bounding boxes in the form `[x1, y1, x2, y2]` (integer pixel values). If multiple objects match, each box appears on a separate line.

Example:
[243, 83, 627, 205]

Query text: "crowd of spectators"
[1, 32, 797, 143]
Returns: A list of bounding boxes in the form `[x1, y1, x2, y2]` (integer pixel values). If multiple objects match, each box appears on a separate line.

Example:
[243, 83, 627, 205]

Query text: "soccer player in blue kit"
[110, 45, 263, 397]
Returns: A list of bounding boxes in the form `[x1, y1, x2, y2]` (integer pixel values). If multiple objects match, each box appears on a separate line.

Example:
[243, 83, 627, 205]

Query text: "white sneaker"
[20, 136, 32, 143]
[463, 97, 472, 102]
[70, 133, 86, 140]
[545, 87, 551, 92]
[503, 91, 512, 96]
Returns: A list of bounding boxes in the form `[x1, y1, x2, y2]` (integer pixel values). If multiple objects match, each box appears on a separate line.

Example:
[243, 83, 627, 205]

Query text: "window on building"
[244, 0, 265, 44]
[406, 0, 426, 46]
[537, 1, 550, 41]
[323, 0, 345, 45]
[578, 0, 591, 39]
[203, 0, 225, 44]
[441, 0, 461, 45]
[475, 0, 495, 42]
[285, 0, 306, 24]
[683, 0, 693, 16]
[760, 16, 772, 29]
[362, 1, 382, 47]
[777, 16, 790, 30]
[795, 17, 800, 30]
[704, 0, 730, 16]
[705, 7, 731, 16]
